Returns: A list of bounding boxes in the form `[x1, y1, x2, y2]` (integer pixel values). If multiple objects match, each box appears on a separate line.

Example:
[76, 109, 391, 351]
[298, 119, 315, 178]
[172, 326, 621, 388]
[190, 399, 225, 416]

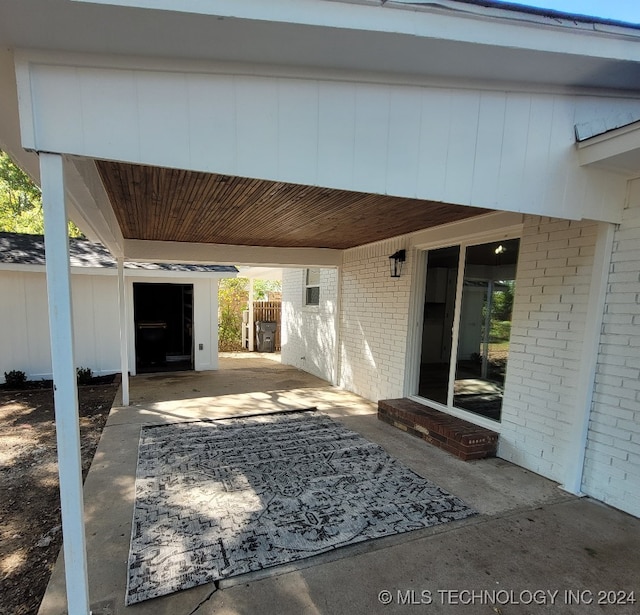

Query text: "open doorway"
[133, 283, 194, 373]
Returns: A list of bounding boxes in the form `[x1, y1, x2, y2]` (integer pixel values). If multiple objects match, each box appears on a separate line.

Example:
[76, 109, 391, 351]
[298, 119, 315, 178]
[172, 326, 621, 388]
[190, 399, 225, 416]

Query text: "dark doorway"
[133, 283, 194, 373]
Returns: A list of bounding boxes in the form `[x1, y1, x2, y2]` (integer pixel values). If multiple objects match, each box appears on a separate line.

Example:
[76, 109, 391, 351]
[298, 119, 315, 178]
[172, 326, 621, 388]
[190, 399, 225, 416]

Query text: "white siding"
[193, 278, 219, 372]
[72, 274, 121, 373]
[281, 268, 337, 383]
[583, 180, 640, 517]
[1, 270, 221, 382]
[0, 270, 120, 380]
[19, 59, 637, 223]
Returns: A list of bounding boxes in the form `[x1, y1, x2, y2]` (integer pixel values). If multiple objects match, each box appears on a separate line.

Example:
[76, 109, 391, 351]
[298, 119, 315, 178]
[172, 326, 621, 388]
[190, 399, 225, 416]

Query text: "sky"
[491, 1, 640, 24]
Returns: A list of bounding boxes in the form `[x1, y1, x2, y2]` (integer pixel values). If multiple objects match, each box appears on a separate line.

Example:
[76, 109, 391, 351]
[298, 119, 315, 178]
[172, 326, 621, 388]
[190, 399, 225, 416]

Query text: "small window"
[305, 268, 320, 306]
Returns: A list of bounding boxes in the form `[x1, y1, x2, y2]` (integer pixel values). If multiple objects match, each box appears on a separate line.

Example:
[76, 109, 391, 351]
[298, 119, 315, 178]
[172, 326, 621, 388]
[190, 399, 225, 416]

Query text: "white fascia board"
[0, 263, 234, 279]
[123, 268, 236, 279]
[13, 53, 36, 151]
[408, 211, 524, 251]
[70, 0, 640, 62]
[123, 239, 343, 268]
[0, 263, 114, 275]
[577, 121, 640, 176]
[0, 263, 48, 274]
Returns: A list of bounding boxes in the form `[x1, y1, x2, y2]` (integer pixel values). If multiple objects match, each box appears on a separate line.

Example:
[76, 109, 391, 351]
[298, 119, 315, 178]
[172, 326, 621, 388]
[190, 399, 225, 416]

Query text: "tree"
[218, 278, 249, 351]
[0, 150, 83, 237]
[217, 278, 283, 351]
[253, 278, 282, 300]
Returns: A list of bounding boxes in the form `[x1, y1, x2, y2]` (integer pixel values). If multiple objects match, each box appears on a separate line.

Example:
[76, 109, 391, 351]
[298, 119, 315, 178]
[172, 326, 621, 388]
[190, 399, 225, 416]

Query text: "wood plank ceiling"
[96, 161, 491, 250]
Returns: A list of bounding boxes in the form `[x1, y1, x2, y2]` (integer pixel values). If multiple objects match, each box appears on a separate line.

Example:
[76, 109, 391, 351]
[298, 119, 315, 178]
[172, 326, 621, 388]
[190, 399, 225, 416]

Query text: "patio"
[39, 355, 640, 614]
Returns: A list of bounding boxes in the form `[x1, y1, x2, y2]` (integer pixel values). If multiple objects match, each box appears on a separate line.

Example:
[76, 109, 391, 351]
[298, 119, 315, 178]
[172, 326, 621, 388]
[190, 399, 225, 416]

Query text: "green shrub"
[490, 320, 512, 342]
[76, 367, 93, 385]
[4, 370, 27, 388]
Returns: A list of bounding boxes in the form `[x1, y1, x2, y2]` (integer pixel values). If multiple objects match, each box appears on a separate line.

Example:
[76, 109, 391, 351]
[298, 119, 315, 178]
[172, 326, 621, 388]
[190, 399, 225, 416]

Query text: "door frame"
[404, 224, 522, 431]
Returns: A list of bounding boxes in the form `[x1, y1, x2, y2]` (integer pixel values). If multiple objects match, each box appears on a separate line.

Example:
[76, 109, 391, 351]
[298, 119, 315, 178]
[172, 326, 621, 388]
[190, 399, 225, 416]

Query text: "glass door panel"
[418, 246, 460, 404]
[453, 239, 519, 421]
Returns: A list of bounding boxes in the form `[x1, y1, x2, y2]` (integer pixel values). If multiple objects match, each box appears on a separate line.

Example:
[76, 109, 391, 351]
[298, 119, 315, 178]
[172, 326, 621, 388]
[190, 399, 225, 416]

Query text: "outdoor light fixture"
[389, 249, 406, 278]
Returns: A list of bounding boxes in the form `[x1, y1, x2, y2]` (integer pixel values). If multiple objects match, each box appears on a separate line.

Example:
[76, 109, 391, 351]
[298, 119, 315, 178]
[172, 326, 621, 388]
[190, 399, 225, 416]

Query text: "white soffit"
[0, 0, 638, 92]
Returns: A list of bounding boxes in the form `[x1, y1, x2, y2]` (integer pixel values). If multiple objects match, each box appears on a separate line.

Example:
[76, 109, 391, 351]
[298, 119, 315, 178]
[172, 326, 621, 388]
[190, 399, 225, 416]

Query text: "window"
[305, 268, 320, 306]
[418, 238, 520, 422]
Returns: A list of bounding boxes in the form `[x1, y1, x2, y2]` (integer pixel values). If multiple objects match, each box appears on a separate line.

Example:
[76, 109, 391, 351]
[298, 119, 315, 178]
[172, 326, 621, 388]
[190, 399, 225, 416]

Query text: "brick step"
[378, 398, 498, 461]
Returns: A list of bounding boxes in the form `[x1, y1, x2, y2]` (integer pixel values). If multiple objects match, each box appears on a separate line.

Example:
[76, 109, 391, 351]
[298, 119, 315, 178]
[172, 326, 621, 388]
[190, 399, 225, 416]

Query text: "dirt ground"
[0, 378, 119, 615]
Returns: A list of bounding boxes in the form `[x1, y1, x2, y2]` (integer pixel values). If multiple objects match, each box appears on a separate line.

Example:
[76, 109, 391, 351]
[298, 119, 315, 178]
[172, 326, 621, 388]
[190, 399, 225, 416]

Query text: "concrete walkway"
[39, 355, 640, 614]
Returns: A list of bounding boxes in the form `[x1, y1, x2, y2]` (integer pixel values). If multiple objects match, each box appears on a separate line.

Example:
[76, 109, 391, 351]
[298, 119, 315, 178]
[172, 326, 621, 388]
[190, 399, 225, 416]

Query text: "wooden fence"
[251, 301, 281, 351]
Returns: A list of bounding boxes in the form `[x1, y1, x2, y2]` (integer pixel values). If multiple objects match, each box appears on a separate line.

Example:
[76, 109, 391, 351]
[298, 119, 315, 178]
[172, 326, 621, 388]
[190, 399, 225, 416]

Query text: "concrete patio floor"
[39, 355, 640, 614]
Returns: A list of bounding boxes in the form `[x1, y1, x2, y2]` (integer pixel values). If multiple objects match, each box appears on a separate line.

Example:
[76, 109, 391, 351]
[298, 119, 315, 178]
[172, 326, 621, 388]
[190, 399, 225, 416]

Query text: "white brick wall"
[583, 182, 640, 517]
[499, 216, 599, 483]
[339, 239, 411, 401]
[281, 268, 338, 382]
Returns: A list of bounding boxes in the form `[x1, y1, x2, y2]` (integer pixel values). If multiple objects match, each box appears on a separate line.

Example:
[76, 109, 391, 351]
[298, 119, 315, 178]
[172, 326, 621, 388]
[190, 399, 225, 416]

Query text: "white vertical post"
[117, 257, 130, 406]
[447, 245, 466, 407]
[332, 265, 342, 387]
[562, 222, 615, 494]
[248, 279, 255, 352]
[40, 153, 90, 615]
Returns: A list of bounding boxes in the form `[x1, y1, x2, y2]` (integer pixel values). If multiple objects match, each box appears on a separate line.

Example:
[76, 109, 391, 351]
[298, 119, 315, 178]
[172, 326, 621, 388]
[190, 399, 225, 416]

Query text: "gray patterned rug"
[126, 409, 476, 604]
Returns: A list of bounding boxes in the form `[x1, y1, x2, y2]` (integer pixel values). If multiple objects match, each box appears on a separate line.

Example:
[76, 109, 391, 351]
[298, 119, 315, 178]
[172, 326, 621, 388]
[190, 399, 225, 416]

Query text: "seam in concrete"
[187, 583, 219, 615]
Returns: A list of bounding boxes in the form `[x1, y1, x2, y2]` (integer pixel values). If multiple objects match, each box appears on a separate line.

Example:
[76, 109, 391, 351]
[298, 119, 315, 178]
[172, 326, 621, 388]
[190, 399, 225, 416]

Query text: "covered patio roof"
[2, 0, 640, 263]
[96, 160, 491, 250]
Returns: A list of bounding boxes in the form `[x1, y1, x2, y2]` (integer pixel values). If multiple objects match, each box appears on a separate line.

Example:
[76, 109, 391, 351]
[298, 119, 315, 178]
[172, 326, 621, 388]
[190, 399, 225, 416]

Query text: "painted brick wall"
[499, 216, 599, 483]
[281, 268, 338, 383]
[339, 239, 412, 402]
[583, 183, 640, 517]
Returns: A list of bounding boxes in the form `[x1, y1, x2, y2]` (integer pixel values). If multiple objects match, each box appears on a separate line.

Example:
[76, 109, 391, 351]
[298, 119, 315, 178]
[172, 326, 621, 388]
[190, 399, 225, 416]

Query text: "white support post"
[40, 153, 90, 615]
[248, 279, 255, 352]
[332, 265, 342, 387]
[117, 257, 130, 406]
[562, 222, 615, 495]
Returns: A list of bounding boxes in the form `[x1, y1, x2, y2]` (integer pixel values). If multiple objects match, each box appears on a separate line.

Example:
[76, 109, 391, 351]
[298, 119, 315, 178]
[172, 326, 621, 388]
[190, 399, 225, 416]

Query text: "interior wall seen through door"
[133, 283, 194, 372]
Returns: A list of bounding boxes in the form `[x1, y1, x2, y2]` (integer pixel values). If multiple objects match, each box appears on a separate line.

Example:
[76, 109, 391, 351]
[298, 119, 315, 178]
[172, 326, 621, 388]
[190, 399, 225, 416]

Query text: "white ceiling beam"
[123, 239, 343, 268]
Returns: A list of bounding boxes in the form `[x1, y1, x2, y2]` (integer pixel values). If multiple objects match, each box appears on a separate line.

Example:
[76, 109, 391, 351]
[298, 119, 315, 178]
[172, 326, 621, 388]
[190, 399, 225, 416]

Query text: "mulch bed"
[0, 376, 120, 615]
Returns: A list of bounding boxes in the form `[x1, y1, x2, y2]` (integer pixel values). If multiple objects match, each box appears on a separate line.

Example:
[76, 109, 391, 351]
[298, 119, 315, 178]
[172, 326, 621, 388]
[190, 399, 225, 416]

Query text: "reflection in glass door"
[418, 238, 519, 422]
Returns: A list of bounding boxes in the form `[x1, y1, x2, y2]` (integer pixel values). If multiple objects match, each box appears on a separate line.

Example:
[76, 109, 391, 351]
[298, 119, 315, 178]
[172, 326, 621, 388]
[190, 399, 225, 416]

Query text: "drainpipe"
[40, 153, 91, 615]
[562, 221, 615, 495]
[117, 257, 130, 406]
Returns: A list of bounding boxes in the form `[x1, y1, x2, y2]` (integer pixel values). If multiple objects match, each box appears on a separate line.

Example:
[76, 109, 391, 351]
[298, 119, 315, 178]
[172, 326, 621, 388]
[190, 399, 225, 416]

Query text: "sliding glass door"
[418, 238, 519, 422]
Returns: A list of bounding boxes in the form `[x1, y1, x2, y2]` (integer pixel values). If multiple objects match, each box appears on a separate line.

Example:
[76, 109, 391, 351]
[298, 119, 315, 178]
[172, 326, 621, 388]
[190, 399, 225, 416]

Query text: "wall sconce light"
[389, 249, 406, 278]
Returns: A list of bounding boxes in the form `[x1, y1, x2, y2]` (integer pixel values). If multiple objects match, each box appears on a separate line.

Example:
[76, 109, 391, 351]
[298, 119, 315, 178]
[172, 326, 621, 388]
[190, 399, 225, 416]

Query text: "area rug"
[126, 409, 476, 604]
